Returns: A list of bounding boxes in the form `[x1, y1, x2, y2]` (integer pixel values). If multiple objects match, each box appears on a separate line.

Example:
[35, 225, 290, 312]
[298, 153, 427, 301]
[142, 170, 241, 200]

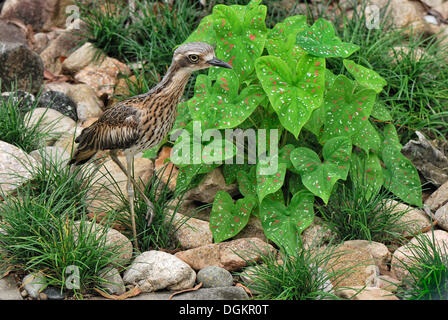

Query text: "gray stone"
[197, 266, 234, 288]
[0, 0, 55, 32]
[0, 90, 35, 111]
[98, 267, 125, 296]
[0, 275, 22, 300]
[127, 287, 249, 300]
[123, 251, 196, 293]
[0, 42, 44, 94]
[43, 287, 65, 300]
[0, 20, 27, 45]
[22, 273, 46, 299]
[38, 91, 78, 122]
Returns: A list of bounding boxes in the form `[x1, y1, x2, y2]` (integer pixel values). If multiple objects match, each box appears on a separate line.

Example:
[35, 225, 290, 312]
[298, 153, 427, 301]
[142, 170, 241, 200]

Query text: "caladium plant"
[145, 0, 423, 253]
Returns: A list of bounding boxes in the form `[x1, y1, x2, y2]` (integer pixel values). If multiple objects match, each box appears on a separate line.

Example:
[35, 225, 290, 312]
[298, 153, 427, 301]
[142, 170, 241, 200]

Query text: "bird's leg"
[109, 151, 155, 228]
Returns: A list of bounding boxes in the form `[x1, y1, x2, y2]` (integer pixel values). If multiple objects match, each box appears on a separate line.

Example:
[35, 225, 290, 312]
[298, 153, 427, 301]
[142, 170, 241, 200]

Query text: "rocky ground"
[0, 0, 448, 301]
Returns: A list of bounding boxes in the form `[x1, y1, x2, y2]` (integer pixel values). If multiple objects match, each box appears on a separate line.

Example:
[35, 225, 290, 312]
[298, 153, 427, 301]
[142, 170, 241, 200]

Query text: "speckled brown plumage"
[68, 42, 232, 249]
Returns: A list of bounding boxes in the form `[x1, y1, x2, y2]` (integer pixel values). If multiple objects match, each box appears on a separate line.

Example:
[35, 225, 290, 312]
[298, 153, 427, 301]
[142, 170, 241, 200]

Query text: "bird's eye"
[189, 54, 199, 63]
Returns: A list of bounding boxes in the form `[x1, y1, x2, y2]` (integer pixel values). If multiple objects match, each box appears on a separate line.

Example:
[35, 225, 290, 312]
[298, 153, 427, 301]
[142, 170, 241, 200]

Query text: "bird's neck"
[152, 61, 192, 99]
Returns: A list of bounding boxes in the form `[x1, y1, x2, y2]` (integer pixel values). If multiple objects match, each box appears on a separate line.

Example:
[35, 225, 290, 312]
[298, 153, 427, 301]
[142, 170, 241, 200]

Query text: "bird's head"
[173, 42, 232, 72]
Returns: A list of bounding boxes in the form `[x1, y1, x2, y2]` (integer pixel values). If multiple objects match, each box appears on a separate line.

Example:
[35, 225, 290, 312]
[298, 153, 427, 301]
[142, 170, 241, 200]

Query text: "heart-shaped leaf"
[256, 54, 325, 138]
[382, 145, 422, 207]
[320, 75, 380, 153]
[210, 191, 257, 242]
[210, 3, 268, 82]
[291, 136, 352, 203]
[266, 15, 307, 65]
[237, 166, 257, 198]
[371, 101, 392, 121]
[260, 190, 314, 255]
[343, 59, 387, 93]
[350, 150, 384, 199]
[175, 164, 218, 194]
[183, 14, 217, 45]
[256, 157, 287, 203]
[188, 69, 265, 130]
[296, 18, 359, 58]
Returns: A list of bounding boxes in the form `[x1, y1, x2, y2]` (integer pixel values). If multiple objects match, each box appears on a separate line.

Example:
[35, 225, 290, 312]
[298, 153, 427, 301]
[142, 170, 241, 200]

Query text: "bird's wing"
[76, 103, 141, 151]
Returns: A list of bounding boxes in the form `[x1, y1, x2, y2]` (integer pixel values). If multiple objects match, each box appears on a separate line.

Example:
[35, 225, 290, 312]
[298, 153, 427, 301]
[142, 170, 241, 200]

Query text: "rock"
[24, 107, 77, 145]
[0, 140, 38, 194]
[327, 243, 377, 289]
[185, 168, 238, 203]
[38, 90, 78, 122]
[389, 46, 426, 63]
[342, 240, 391, 274]
[73, 221, 133, 266]
[435, 204, 448, 231]
[197, 266, 234, 288]
[422, 0, 443, 7]
[39, 20, 87, 74]
[42, 287, 65, 300]
[0, 20, 27, 45]
[74, 56, 131, 98]
[402, 131, 448, 187]
[384, 200, 431, 236]
[0, 275, 22, 300]
[44, 82, 104, 122]
[0, 0, 55, 32]
[335, 286, 399, 300]
[22, 273, 46, 299]
[98, 267, 125, 295]
[0, 42, 44, 94]
[32, 33, 50, 54]
[435, 2, 448, 18]
[175, 238, 276, 271]
[301, 217, 335, 249]
[123, 251, 196, 293]
[62, 42, 101, 74]
[87, 155, 154, 215]
[168, 211, 213, 249]
[378, 275, 401, 292]
[0, 90, 35, 111]
[125, 287, 249, 300]
[154, 146, 178, 190]
[425, 180, 448, 212]
[391, 230, 448, 280]
[389, 0, 427, 33]
[29, 146, 71, 167]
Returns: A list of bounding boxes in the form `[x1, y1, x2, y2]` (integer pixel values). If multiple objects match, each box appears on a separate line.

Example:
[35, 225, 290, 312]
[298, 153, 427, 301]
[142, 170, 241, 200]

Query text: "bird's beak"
[207, 57, 232, 69]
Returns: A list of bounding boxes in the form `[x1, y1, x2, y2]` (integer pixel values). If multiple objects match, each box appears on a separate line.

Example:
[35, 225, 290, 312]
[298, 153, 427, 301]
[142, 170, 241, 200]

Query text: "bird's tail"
[68, 125, 98, 166]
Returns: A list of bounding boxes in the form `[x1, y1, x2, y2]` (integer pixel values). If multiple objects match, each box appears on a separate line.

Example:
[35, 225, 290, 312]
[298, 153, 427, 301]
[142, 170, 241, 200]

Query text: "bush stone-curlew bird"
[69, 42, 232, 249]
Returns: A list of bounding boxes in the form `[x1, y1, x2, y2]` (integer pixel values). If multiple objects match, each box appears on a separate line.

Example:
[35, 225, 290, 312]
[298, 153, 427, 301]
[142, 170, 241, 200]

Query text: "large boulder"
[0, 20, 27, 45]
[0, 42, 44, 94]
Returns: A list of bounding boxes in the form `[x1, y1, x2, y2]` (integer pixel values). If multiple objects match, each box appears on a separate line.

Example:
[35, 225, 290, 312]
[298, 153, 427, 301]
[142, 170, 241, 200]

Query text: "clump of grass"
[317, 176, 411, 244]
[239, 244, 347, 300]
[0, 183, 126, 298]
[395, 229, 448, 300]
[0, 87, 52, 153]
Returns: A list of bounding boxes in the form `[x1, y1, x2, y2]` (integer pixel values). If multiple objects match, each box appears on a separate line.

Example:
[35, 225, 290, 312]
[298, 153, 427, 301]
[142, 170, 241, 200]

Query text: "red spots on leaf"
[315, 61, 321, 67]
[234, 217, 240, 223]
[345, 126, 349, 131]
[249, 34, 256, 41]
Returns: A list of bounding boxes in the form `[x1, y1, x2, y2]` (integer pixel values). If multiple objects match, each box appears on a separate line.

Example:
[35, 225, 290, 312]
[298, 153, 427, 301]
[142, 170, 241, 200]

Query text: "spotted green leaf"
[350, 151, 384, 199]
[222, 163, 252, 185]
[260, 190, 315, 255]
[343, 59, 387, 93]
[380, 123, 402, 152]
[291, 136, 352, 204]
[255, 54, 325, 138]
[210, 191, 256, 242]
[382, 145, 422, 207]
[371, 101, 392, 121]
[188, 69, 265, 130]
[175, 164, 218, 194]
[183, 15, 216, 45]
[296, 18, 359, 58]
[265, 15, 307, 65]
[320, 75, 380, 153]
[237, 166, 257, 197]
[256, 157, 287, 203]
[210, 3, 268, 83]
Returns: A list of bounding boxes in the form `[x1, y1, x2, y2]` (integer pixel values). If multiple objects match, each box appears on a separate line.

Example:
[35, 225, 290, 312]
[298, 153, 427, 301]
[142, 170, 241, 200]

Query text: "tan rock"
[232, 215, 267, 242]
[391, 229, 448, 280]
[0, 141, 38, 194]
[336, 286, 399, 300]
[425, 179, 448, 212]
[343, 240, 392, 274]
[378, 275, 401, 292]
[168, 210, 213, 249]
[74, 56, 131, 98]
[62, 42, 103, 74]
[384, 200, 431, 236]
[301, 217, 335, 249]
[185, 167, 238, 203]
[175, 238, 276, 271]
